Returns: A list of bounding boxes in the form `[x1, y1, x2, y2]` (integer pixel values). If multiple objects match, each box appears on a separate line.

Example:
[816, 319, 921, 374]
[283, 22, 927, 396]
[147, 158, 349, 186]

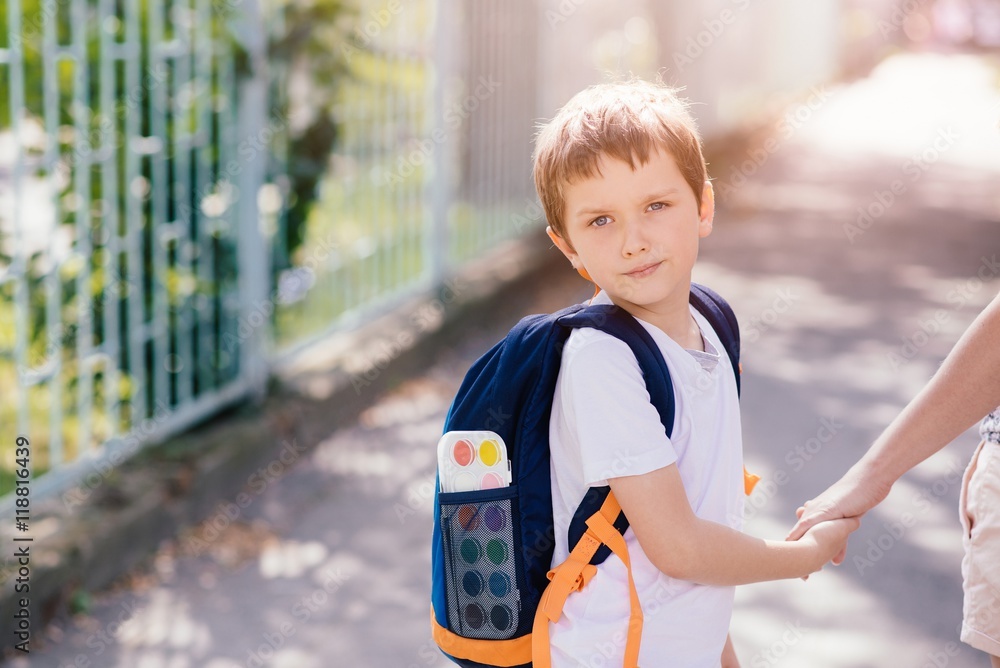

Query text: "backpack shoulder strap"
[689, 284, 759, 495]
[689, 282, 741, 396]
[556, 303, 675, 567]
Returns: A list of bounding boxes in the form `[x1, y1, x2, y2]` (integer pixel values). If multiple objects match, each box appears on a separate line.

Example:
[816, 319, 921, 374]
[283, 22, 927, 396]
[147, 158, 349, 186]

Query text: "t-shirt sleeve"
[558, 329, 679, 486]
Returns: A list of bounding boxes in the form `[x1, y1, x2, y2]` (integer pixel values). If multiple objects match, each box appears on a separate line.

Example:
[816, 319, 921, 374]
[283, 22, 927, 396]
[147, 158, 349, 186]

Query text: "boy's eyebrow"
[571, 189, 682, 218]
[644, 188, 681, 201]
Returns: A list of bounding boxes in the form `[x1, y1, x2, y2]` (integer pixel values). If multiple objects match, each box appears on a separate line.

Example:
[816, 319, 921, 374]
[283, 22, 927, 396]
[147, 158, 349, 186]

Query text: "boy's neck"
[602, 288, 705, 351]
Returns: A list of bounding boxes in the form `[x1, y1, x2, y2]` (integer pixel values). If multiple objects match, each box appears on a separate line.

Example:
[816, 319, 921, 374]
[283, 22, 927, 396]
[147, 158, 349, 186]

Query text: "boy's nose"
[621, 222, 649, 257]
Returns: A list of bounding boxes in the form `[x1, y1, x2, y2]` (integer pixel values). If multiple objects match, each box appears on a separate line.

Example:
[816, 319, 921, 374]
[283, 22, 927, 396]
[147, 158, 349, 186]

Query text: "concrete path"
[11, 52, 1000, 668]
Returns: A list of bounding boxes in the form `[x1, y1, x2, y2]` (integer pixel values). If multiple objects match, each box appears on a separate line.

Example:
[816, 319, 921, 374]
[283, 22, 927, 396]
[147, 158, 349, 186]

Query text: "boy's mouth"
[625, 261, 662, 279]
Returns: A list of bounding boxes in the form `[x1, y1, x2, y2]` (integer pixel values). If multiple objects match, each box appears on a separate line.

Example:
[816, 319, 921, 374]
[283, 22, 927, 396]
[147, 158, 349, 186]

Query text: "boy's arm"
[721, 634, 740, 668]
[608, 464, 857, 585]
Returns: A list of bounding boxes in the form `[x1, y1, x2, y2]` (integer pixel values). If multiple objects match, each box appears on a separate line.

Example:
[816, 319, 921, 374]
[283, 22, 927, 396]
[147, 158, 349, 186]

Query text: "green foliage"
[0, 0, 355, 495]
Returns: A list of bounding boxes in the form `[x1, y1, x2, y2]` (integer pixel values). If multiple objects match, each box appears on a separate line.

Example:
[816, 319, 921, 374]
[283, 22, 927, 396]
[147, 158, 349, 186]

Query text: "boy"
[533, 80, 858, 666]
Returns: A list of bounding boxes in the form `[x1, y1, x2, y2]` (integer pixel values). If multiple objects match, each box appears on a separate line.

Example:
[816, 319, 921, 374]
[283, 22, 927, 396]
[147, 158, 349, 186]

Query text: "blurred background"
[1, 0, 1000, 666]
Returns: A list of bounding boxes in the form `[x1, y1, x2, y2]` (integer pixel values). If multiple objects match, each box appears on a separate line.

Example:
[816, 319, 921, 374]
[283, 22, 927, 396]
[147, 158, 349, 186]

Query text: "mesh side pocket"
[440, 492, 521, 640]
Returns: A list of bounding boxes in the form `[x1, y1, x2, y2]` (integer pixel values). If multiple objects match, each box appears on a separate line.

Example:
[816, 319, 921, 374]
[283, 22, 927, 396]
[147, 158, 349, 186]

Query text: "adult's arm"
[788, 289, 1000, 540]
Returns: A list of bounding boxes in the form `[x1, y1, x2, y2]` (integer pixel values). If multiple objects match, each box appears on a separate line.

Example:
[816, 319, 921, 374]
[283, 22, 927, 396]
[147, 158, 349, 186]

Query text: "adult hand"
[786, 465, 891, 543]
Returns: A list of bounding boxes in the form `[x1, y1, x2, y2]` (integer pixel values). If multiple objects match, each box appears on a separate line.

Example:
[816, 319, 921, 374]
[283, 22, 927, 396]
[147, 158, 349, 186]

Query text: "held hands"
[786, 465, 890, 542]
[786, 464, 890, 575]
[797, 516, 860, 574]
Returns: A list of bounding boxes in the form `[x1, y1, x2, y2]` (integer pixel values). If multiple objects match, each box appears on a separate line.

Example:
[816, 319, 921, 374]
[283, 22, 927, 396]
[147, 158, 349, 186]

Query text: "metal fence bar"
[172, 0, 194, 407]
[235, 0, 269, 400]
[42, 0, 65, 468]
[148, 0, 169, 421]
[124, 0, 146, 437]
[427, 0, 453, 286]
[99, 0, 122, 445]
[71, 0, 96, 455]
[193, 0, 212, 399]
[8, 0, 28, 442]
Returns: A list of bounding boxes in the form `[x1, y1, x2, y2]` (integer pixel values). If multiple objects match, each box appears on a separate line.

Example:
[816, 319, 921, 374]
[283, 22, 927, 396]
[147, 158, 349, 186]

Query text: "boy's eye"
[589, 215, 611, 228]
[648, 202, 669, 211]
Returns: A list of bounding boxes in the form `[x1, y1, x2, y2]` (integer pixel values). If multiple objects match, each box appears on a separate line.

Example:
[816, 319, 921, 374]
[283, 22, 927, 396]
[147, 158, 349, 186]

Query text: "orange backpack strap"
[532, 491, 643, 668]
[743, 466, 760, 495]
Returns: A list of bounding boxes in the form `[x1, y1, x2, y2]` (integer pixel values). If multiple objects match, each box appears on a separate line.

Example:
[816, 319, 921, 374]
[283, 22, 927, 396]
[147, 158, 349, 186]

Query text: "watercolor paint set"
[437, 431, 512, 493]
[437, 431, 521, 640]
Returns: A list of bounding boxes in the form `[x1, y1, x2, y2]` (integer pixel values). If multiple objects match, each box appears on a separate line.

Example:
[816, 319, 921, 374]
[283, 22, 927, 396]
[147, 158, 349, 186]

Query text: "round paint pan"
[478, 439, 502, 467]
[483, 504, 506, 532]
[456, 505, 480, 531]
[461, 538, 482, 565]
[485, 539, 508, 565]
[462, 570, 484, 597]
[452, 438, 476, 467]
[480, 472, 505, 489]
[488, 571, 511, 598]
[464, 603, 485, 630]
[452, 471, 477, 492]
[490, 604, 513, 631]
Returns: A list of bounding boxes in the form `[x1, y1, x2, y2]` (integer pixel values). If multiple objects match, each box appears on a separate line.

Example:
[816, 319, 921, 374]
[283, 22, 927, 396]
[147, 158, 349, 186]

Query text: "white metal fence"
[0, 0, 541, 505]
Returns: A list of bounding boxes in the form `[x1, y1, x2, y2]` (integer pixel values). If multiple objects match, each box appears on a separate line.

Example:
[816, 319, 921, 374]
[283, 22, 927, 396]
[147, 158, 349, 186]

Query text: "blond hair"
[532, 80, 708, 239]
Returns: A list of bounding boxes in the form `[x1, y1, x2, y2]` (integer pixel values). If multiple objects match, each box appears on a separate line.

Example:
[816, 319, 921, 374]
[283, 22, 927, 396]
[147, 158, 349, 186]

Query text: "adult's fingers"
[787, 501, 843, 541]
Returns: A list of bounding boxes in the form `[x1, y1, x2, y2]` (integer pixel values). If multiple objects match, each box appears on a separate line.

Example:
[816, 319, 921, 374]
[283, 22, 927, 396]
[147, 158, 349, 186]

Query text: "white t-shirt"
[548, 291, 745, 667]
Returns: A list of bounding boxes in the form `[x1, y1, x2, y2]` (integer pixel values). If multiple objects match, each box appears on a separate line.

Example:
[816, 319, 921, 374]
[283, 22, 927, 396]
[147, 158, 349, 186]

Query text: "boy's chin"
[605, 284, 691, 311]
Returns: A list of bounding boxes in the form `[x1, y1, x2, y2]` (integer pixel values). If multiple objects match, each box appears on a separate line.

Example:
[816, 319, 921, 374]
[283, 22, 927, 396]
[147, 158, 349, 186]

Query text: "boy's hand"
[798, 516, 861, 573]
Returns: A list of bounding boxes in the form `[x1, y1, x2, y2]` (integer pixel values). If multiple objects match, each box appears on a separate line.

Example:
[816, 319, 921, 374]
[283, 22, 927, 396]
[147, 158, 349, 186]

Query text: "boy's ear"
[546, 226, 593, 282]
[698, 181, 715, 238]
[546, 225, 576, 262]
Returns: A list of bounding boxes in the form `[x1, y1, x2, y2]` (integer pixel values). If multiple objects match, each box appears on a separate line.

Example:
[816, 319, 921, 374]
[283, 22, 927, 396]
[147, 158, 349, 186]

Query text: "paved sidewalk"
[11, 52, 1000, 668]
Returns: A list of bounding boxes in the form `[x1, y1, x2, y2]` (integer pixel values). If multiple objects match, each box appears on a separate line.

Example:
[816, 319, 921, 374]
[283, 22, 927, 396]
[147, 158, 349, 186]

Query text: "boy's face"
[548, 149, 714, 319]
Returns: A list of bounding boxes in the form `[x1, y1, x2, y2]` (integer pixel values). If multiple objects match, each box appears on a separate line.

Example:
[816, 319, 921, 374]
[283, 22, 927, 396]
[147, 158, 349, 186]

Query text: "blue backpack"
[431, 283, 751, 668]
